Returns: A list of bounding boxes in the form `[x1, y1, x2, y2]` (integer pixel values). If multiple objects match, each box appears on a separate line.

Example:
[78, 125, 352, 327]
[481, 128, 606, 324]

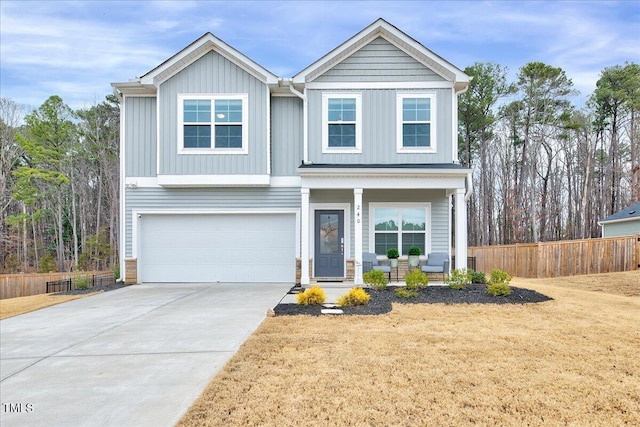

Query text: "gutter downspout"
[283, 79, 309, 164]
[455, 82, 472, 202]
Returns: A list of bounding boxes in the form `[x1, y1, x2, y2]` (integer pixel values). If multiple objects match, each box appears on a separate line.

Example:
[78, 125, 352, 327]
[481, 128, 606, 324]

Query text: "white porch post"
[301, 188, 310, 285]
[354, 188, 363, 285]
[455, 188, 468, 270]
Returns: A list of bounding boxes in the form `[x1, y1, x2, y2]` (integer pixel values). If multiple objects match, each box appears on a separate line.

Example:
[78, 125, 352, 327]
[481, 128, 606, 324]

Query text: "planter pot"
[408, 255, 420, 267]
[389, 258, 399, 268]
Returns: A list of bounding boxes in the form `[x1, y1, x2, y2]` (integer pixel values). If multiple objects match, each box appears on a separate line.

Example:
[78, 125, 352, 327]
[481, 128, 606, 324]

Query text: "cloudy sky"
[1, 0, 638, 110]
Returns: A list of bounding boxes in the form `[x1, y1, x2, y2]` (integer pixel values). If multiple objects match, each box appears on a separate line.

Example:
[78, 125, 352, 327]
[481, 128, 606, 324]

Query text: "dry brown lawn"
[0, 292, 99, 320]
[178, 271, 640, 426]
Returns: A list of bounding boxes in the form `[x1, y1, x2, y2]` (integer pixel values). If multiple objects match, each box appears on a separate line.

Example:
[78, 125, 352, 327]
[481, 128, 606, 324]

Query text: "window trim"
[177, 93, 249, 155]
[368, 203, 432, 257]
[321, 93, 362, 154]
[396, 93, 436, 154]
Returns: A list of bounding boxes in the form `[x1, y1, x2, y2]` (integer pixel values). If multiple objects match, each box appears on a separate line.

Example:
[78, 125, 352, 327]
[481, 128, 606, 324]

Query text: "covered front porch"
[297, 164, 471, 285]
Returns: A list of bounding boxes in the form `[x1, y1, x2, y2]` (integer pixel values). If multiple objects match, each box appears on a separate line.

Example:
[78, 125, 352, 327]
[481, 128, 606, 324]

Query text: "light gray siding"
[125, 96, 157, 177]
[271, 97, 303, 176]
[363, 190, 450, 254]
[158, 51, 269, 175]
[314, 37, 445, 83]
[124, 187, 301, 257]
[307, 88, 453, 164]
[602, 220, 640, 237]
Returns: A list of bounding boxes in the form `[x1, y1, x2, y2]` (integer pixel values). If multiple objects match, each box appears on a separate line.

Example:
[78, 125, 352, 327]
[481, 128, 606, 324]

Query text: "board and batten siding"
[309, 189, 450, 258]
[271, 97, 303, 176]
[363, 189, 450, 254]
[314, 37, 446, 83]
[125, 96, 157, 177]
[124, 187, 301, 257]
[158, 50, 269, 176]
[307, 88, 453, 164]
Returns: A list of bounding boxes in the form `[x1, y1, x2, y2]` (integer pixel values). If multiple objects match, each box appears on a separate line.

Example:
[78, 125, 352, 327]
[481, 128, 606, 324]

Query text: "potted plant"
[407, 246, 421, 267]
[386, 248, 400, 268]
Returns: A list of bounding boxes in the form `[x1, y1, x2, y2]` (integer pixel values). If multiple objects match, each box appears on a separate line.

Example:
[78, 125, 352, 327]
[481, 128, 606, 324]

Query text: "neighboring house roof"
[599, 201, 640, 225]
[292, 18, 471, 90]
[112, 32, 279, 94]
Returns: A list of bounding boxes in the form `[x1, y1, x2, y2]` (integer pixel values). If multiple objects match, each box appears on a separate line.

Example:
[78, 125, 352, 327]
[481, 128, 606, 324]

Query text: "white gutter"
[454, 81, 472, 201]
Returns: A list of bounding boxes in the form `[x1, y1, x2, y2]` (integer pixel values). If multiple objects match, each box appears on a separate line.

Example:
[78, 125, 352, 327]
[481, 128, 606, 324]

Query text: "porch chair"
[420, 252, 450, 282]
[362, 252, 391, 281]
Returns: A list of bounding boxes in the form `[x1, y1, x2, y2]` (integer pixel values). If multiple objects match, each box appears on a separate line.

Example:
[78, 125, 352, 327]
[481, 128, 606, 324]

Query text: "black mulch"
[274, 284, 552, 316]
[54, 283, 128, 296]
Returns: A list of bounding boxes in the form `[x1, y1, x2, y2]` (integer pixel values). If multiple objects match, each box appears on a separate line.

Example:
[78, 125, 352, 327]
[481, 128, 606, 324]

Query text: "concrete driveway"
[0, 282, 291, 427]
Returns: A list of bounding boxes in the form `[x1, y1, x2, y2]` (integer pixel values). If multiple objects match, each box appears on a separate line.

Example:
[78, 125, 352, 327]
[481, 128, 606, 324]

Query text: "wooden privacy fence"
[468, 235, 640, 278]
[0, 271, 110, 300]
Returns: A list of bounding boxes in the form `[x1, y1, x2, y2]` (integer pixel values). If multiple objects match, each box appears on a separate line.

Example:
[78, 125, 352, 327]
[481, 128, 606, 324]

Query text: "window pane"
[328, 98, 356, 122]
[183, 125, 211, 148]
[403, 97, 430, 122]
[184, 100, 210, 123]
[215, 99, 242, 123]
[319, 214, 340, 254]
[402, 233, 425, 255]
[375, 233, 398, 256]
[215, 125, 243, 148]
[402, 208, 426, 231]
[403, 124, 430, 147]
[328, 124, 356, 147]
[374, 208, 399, 231]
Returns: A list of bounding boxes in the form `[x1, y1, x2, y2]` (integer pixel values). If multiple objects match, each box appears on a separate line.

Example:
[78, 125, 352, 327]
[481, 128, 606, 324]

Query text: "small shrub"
[386, 248, 400, 259]
[112, 263, 121, 281]
[470, 269, 487, 284]
[487, 269, 512, 297]
[487, 282, 512, 296]
[395, 287, 418, 299]
[363, 269, 388, 290]
[407, 246, 422, 256]
[405, 269, 428, 290]
[489, 269, 512, 286]
[75, 274, 91, 290]
[337, 287, 370, 307]
[297, 285, 326, 305]
[447, 268, 471, 290]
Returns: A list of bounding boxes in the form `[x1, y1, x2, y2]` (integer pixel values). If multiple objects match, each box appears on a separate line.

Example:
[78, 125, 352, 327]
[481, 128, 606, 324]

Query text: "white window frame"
[322, 93, 362, 154]
[396, 93, 436, 154]
[177, 93, 249, 155]
[368, 203, 432, 256]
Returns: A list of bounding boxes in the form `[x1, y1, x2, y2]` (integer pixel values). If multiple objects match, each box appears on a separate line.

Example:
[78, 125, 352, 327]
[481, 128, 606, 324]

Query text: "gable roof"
[292, 18, 470, 90]
[599, 201, 640, 224]
[113, 32, 279, 94]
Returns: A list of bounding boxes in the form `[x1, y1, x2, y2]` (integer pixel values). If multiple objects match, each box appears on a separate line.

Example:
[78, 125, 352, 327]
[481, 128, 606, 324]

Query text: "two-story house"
[112, 18, 471, 285]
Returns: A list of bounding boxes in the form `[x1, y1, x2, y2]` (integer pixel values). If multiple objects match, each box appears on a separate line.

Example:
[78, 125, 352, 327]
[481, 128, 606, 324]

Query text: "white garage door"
[138, 213, 296, 283]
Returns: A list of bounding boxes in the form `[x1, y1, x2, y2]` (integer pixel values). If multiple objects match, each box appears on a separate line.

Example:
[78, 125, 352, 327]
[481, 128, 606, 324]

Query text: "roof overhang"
[598, 217, 640, 226]
[292, 18, 470, 88]
[298, 164, 471, 190]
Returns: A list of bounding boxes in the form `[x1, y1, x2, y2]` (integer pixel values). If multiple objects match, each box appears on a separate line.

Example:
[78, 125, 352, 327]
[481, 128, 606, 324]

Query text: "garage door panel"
[139, 214, 295, 283]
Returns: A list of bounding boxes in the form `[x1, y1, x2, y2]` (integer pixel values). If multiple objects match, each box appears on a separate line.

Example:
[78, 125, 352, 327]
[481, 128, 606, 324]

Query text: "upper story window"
[178, 94, 248, 154]
[322, 93, 362, 154]
[396, 93, 436, 154]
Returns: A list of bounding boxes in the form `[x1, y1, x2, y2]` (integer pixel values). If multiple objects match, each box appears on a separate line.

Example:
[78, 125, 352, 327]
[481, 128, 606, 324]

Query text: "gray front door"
[314, 210, 344, 277]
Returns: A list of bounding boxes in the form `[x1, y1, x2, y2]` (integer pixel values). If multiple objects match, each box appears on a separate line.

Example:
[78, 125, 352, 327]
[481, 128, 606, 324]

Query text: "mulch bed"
[54, 283, 128, 296]
[274, 284, 552, 316]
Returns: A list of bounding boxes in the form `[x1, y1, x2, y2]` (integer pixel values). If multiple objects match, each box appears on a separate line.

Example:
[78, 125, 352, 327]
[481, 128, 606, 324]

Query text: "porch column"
[455, 188, 468, 270]
[301, 188, 310, 285]
[354, 188, 363, 285]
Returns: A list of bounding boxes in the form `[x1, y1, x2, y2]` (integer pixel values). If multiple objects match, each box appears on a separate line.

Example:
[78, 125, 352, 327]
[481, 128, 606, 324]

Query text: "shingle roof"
[600, 201, 640, 223]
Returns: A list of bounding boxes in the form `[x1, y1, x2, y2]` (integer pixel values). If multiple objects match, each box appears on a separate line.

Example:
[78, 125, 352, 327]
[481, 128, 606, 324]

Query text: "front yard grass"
[178, 271, 640, 426]
[0, 292, 99, 319]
